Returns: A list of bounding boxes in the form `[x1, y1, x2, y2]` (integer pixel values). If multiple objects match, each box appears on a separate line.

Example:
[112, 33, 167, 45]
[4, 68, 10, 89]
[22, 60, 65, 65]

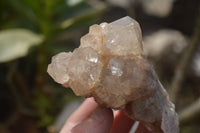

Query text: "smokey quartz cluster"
[47, 16, 179, 133]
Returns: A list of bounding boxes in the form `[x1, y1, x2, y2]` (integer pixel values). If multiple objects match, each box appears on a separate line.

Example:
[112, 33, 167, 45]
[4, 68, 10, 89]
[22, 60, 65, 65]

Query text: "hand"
[60, 98, 151, 133]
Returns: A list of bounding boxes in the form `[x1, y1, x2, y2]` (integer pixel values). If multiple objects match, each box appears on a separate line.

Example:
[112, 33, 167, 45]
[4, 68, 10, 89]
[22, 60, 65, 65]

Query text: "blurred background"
[0, 0, 200, 133]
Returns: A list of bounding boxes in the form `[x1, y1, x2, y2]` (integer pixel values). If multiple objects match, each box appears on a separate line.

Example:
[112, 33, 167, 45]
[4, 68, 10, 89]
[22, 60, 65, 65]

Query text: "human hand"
[60, 98, 151, 133]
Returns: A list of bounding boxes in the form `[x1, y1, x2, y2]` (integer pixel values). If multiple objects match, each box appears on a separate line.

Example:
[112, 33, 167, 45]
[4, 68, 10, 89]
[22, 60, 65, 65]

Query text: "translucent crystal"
[80, 24, 103, 52]
[93, 55, 156, 109]
[47, 16, 179, 133]
[67, 47, 103, 96]
[102, 16, 143, 55]
[80, 16, 143, 55]
[47, 52, 72, 84]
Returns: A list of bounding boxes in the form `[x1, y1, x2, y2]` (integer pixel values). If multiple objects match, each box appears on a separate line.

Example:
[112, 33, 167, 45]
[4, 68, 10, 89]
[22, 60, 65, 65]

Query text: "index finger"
[60, 98, 98, 133]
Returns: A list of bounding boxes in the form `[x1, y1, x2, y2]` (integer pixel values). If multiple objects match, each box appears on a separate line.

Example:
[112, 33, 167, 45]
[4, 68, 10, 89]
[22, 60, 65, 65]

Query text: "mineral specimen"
[47, 16, 179, 133]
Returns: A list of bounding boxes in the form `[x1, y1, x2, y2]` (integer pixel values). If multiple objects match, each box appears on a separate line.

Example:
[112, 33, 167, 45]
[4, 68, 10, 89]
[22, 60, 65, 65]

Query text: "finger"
[67, 98, 98, 123]
[60, 98, 98, 133]
[109, 110, 135, 133]
[71, 107, 113, 133]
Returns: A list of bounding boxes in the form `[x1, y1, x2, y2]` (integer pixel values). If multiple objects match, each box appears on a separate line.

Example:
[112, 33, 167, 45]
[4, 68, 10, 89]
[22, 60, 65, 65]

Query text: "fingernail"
[90, 107, 105, 122]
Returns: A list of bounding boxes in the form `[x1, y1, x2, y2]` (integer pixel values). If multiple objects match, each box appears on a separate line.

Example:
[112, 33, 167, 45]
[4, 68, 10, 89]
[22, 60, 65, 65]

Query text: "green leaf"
[59, 5, 106, 30]
[8, 0, 38, 23]
[0, 29, 43, 63]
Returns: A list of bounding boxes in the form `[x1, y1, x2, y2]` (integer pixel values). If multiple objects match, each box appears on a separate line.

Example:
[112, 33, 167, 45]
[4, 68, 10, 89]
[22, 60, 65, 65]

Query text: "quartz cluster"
[47, 16, 179, 133]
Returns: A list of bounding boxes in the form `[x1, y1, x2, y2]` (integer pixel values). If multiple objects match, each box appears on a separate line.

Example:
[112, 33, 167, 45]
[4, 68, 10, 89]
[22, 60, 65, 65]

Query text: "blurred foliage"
[0, 29, 43, 63]
[33, 91, 54, 127]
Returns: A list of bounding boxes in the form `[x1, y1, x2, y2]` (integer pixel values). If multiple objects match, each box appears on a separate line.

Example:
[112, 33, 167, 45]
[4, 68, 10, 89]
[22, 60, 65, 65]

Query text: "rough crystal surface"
[47, 16, 179, 133]
[47, 52, 72, 84]
[102, 16, 143, 55]
[67, 47, 103, 96]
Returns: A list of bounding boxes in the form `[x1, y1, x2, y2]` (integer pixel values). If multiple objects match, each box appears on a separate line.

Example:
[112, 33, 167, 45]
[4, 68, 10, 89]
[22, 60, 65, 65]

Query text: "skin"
[60, 98, 151, 133]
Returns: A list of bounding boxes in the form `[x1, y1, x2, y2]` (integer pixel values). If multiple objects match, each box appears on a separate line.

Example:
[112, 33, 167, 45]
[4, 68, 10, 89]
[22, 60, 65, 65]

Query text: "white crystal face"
[102, 16, 143, 56]
[80, 24, 103, 52]
[67, 47, 103, 96]
[80, 16, 143, 56]
[109, 58, 123, 76]
[47, 52, 72, 84]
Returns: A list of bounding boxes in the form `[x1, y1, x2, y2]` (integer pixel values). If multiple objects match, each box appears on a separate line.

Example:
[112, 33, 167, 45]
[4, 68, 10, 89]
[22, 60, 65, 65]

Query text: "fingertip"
[60, 98, 98, 133]
[71, 107, 113, 133]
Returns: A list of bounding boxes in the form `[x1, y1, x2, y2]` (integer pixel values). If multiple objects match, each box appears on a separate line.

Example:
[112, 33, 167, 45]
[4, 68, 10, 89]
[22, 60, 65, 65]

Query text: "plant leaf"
[0, 29, 43, 63]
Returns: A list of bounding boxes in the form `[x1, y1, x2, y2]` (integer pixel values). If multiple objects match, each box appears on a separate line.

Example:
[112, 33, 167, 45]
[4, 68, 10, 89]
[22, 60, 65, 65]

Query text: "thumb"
[70, 107, 113, 133]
